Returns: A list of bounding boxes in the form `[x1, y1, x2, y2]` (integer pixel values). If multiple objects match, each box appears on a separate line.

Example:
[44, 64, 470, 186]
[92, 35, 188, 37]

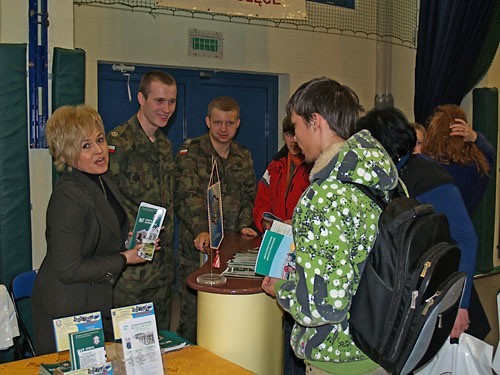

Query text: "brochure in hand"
[128, 202, 166, 261]
[255, 220, 296, 279]
[262, 211, 284, 223]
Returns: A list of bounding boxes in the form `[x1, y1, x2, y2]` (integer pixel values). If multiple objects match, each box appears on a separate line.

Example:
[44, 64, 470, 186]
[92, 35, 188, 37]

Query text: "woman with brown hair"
[423, 104, 495, 340]
[423, 104, 495, 216]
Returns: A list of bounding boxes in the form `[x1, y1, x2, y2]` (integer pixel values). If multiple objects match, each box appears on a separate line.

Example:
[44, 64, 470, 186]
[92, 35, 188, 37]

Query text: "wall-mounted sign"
[156, 0, 308, 19]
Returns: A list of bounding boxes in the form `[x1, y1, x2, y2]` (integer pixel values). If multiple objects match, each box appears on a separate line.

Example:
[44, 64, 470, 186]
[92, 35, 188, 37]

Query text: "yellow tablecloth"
[0, 345, 254, 374]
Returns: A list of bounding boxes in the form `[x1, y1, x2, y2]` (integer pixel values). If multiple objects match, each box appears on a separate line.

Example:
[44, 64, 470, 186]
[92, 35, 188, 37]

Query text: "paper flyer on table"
[52, 311, 103, 352]
[110, 302, 155, 340]
[120, 314, 164, 375]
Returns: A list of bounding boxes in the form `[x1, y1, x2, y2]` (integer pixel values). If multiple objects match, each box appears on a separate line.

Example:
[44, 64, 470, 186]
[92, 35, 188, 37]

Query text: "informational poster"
[120, 315, 164, 375]
[156, 0, 308, 19]
[52, 312, 103, 352]
[111, 302, 155, 340]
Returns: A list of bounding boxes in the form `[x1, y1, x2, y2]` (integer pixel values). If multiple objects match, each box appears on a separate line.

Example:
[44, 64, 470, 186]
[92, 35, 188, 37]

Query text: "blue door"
[98, 64, 278, 180]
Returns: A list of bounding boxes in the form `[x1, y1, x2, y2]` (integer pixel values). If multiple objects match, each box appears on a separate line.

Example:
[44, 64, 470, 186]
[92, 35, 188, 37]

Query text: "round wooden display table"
[187, 233, 284, 375]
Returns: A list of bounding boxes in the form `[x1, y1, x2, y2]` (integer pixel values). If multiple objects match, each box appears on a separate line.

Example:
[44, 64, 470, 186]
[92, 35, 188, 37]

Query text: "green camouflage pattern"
[174, 133, 256, 262]
[106, 115, 174, 330]
[174, 133, 256, 342]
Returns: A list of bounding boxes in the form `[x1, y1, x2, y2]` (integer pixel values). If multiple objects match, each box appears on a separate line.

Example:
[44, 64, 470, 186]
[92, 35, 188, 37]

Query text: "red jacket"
[253, 145, 311, 233]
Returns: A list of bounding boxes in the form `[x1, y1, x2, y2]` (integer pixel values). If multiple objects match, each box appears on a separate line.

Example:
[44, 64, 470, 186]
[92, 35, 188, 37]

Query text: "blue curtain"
[414, 0, 498, 124]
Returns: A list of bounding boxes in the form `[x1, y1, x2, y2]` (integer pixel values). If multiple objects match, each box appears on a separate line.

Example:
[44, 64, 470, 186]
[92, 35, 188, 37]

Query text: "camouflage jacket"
[106, 115, 174, 283]
[174, 133, 256, 260]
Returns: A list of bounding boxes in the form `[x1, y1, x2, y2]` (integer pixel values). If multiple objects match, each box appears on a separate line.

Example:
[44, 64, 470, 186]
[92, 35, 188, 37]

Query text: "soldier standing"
[174, 96, 257, 343]
[106, 70, 177, 331]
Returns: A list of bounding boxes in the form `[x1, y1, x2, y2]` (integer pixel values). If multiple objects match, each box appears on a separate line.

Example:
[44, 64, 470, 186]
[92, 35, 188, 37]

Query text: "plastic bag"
[0, 284, 19, 350]
[415, 334, 493, 375]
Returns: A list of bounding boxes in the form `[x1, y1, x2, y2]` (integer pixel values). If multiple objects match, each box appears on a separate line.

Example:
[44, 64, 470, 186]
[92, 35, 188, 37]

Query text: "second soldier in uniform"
[174, 96, 257, 343]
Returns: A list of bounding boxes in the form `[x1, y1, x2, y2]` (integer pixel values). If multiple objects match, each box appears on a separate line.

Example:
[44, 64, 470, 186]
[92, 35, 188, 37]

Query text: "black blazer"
[32, 169, 128, 353]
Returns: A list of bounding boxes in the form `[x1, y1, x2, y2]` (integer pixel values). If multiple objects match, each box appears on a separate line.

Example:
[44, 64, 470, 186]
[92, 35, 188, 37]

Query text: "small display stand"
[196, 249, 227, 286]
[197, 158, 226, 286]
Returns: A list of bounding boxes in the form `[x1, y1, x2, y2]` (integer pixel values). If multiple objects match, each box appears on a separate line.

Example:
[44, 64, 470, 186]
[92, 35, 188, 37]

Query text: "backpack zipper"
[422, 290, 441, 315]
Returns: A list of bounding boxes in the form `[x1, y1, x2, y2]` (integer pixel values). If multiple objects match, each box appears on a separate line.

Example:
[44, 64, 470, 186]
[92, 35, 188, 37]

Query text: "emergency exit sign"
[188, 29, 223, 58]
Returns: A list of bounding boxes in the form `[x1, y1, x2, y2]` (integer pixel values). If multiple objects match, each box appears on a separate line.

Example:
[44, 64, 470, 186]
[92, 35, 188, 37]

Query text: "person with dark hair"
[33, 105, 147, 354]
[356, 107, 478, 339]
[423, 104, 495, 216]
[253, 114, 310, 374]
[107, 70, 177, 331]
[262, 77, 397, 374]
[174, 96, 257, 343]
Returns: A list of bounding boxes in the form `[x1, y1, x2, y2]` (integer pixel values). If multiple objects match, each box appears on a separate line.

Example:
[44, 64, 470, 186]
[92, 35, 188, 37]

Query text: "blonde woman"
[32, 105, 146, 354]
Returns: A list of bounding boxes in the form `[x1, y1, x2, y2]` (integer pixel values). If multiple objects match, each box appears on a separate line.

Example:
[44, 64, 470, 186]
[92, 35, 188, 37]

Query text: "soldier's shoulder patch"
[177, 138, 194, 156]
[108, 145, 116, 154]
[107, 122, 129, 139]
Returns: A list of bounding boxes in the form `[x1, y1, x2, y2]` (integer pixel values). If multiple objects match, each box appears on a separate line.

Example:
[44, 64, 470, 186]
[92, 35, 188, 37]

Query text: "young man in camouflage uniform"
[174, 96, 257, 343]
[106, 70, 177, 331]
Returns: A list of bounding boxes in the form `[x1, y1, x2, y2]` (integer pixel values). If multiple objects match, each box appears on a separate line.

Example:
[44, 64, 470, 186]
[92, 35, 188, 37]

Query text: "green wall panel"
[0, 44, 32, 286]
[472, 87, 498, 273]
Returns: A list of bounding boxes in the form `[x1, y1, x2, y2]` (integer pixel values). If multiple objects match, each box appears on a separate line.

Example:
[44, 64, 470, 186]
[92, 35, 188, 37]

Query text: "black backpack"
[348, 185, 466, 375]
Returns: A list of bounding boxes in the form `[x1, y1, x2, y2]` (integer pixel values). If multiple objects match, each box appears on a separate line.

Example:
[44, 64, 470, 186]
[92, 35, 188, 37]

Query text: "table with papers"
[0, 343, 253, 374]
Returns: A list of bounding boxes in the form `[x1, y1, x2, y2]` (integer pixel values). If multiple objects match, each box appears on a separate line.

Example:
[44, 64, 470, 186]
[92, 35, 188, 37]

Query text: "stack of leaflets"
[62, 363, 114, 375]
[221, 250, 260, 279]
[39, 360, 72, 375]
[255, 220, 296, 279]
[128, 202, 167, 261]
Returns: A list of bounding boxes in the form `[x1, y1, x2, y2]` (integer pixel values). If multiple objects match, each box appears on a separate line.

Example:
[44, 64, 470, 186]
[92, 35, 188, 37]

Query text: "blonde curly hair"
[45, 105, 105, 172]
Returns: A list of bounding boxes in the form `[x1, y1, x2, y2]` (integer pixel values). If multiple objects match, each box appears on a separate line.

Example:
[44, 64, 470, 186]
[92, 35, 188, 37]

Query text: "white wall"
[73, 5, 415, 118]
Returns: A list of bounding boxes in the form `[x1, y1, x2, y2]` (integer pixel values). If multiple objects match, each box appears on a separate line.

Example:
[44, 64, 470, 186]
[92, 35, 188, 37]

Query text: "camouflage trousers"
[177, 256, 200, 344]
[113, 278, 172, 331]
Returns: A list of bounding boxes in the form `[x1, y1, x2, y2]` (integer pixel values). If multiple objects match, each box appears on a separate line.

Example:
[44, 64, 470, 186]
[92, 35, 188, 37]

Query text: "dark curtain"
[414, 0, 499, 124]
